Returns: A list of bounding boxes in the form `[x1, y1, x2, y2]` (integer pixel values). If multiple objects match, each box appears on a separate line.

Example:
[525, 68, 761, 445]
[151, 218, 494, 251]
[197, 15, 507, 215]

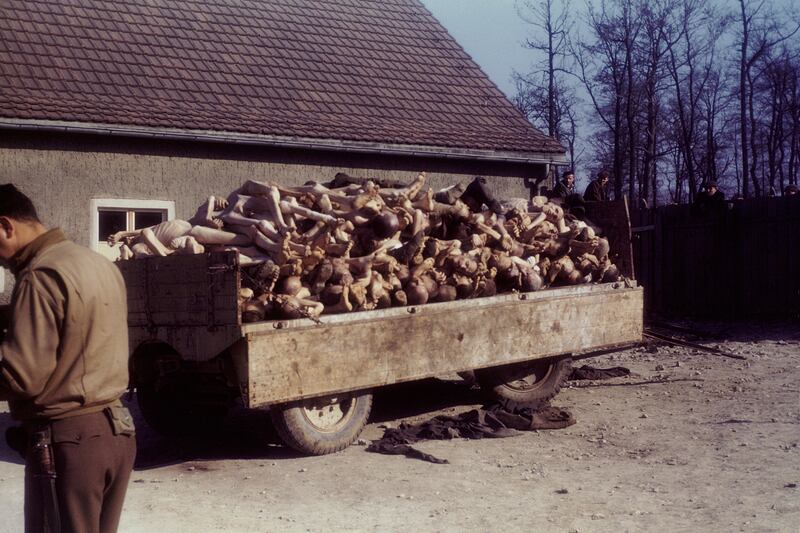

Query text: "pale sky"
[419, 0, 534, 98]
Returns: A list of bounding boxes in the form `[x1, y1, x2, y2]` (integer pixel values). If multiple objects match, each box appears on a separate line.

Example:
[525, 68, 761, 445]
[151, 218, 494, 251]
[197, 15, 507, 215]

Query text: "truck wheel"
[136, 378, 232, 437]
[270, 392, 372, 455]
[476, 356, 572, 412]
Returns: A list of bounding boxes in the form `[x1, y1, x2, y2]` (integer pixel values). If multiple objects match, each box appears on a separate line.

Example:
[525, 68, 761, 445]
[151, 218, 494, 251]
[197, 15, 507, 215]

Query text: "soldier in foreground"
[0, 184, 135, 533]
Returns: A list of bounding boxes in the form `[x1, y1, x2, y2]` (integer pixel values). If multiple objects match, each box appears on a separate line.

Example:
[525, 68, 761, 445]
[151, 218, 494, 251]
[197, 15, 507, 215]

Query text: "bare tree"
[573, 0, 632, 198]
[513, 0, 798, 204]
[787, 54, 800, 187]
[639, 0, 680, 207]
[514, 0, 579, 166]
[697, 68, 737, 189]
[661, 0, 731, 201]
[736, 0, 799, 197]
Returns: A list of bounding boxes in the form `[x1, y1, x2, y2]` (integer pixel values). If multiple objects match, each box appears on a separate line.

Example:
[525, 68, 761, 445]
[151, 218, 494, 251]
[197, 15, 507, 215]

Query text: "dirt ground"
[1, 321, 798, 532]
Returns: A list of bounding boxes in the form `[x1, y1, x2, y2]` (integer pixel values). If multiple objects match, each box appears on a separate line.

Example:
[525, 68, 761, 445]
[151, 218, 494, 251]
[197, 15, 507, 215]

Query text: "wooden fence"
[629, 196, 800, 319]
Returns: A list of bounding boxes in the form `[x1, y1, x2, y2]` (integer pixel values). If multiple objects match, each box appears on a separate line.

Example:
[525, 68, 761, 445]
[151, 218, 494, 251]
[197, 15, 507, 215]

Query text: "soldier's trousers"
[24, 409, 136, 533]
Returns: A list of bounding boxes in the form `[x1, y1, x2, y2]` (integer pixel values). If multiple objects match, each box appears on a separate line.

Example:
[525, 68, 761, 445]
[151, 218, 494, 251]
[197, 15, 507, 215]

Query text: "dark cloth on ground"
[366, 403, 575, 464]
[568, 365, 631, 380]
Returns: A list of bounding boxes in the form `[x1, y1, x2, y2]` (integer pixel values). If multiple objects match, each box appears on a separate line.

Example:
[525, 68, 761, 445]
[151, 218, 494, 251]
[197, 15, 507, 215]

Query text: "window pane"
[98, 210, 127, 240]
[134, 211, 165, 229]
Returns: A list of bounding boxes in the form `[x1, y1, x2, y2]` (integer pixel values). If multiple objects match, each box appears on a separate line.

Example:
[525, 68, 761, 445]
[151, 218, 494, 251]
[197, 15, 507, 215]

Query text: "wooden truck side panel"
[118, 199, 643, 409]
[235, 283, 643, 408]
[118, 252, 242, 360]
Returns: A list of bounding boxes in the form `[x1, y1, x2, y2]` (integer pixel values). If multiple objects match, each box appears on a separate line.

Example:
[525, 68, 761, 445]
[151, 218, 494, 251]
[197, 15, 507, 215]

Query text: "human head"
[707, 181, 718, 195]
[0, 184, 45, 267]
[786, 184, 798, 196]
[562, 170, 575, 186]
[598, 170, 610, 185]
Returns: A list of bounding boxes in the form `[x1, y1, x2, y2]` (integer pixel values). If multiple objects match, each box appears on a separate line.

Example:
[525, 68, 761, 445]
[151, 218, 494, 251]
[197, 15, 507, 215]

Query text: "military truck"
[118, 200, 643, 455]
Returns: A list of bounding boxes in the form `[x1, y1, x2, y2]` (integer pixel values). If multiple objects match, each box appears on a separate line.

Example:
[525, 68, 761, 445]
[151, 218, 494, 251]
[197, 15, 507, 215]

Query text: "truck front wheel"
[476, 356, 572, 412]
[137, 376, 233, 437]
[270, 392, 372, 455]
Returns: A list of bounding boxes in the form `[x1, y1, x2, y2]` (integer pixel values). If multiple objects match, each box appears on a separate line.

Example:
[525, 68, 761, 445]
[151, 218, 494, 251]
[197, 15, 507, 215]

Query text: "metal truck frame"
[119, 200, 643, 455]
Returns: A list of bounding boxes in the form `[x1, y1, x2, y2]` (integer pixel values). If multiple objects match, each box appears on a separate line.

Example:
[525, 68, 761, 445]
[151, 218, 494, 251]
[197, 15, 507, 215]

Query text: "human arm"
[0, 271, 63, 401]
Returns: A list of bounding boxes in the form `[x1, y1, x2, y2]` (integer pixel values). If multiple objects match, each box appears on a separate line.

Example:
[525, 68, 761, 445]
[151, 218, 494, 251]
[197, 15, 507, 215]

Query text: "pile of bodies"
[110, 173, 621, 322]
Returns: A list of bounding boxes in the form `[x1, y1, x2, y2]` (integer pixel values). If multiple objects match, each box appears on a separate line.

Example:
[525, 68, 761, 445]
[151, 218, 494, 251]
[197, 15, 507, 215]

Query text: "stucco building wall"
[1, 131, 552, 300]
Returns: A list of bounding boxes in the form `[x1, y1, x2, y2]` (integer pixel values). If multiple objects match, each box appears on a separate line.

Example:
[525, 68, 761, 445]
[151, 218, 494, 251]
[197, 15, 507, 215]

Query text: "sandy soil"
[1, 321, 798, 533]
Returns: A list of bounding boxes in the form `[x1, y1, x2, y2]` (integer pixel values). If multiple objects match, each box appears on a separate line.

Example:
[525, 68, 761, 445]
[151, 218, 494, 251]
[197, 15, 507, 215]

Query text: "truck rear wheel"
[270, 392, 372, 455]
[137, 377, 232, 437]
[132, 350, 237, 437]
[476, 356, 572, 412]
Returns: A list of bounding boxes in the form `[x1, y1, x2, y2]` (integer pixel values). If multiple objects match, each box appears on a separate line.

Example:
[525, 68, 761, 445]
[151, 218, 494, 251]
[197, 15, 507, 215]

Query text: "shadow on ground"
[648, 318, 800, 342]
[132, 377, 482, 470]
[0, 412, 24, 466]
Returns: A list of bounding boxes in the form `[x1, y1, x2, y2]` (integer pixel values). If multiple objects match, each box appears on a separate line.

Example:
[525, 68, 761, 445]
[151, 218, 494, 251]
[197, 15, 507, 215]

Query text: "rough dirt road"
[1, 321, 798, 532]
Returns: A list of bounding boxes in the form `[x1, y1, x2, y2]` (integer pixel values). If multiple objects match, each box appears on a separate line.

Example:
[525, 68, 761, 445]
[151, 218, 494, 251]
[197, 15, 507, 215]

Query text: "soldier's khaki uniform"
[1, 229, 136, 533]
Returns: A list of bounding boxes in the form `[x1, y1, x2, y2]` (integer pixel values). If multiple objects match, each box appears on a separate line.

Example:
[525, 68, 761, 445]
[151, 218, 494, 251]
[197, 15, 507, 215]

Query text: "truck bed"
[118, 199, 643, 408]
[234, 282, 642, 407]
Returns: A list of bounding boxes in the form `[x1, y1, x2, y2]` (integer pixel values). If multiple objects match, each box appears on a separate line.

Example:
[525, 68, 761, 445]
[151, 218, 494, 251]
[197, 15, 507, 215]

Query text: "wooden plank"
[585, 199, 636, 279]
[653, 207, 664, 314]
[644, 197, 800, 318]
[787, 197, 800, 315]
[740, 201, 763, 314]
[118, 252, 240, 327]
[128, 325, 243, 362]
[242, 284, 644, 407]
[629, 206, 655, 313]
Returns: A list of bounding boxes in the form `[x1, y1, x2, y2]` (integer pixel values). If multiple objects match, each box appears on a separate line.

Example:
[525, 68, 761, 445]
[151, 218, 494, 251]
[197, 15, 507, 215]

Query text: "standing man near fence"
[694, 181, 726, 216]
[0, 184, 135, 533]
[550, 170, 576, 200]
[584, 170, 610, 202]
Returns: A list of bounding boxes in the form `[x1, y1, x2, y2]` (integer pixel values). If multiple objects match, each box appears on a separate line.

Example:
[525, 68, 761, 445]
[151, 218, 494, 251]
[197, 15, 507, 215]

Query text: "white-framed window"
[90, 199, 175, 261]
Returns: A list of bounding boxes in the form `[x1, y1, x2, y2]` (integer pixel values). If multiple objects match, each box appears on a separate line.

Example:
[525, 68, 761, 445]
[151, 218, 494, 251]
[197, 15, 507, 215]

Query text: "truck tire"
[475, 356, 572, 412]
[136, 376, 232, 437]
[270, 392, 372, 455]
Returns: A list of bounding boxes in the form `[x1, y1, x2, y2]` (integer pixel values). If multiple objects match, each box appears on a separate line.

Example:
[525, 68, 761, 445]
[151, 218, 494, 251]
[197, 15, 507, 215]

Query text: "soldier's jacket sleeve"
[0, 269, 65, 400]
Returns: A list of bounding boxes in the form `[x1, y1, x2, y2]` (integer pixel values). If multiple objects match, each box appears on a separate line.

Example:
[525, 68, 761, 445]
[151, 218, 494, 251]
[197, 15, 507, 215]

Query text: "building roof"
[0, 0, 565, 159]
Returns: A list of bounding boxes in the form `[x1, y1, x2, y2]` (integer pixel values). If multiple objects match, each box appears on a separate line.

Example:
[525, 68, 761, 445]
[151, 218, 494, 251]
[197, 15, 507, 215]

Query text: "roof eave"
[0, 118, 567, 165]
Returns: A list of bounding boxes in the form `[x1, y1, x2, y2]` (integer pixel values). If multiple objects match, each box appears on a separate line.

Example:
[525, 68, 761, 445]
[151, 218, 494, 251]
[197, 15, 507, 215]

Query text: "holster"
[105, 405, 136, 436]
[0, 304, 10, 343]
[29, 426, 61, 533]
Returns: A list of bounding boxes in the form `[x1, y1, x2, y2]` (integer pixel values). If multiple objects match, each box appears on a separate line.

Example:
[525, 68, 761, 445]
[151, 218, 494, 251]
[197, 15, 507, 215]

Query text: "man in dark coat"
[694, 181, 726, 215]
[584, 170, 610, 202]
[551, 170, 576, 200]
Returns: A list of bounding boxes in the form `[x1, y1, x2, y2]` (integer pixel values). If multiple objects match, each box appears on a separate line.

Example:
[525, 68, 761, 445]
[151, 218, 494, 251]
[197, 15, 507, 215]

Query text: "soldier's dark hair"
[598, 170, 610, 180]
[0, 184, 40, 223]
[562, 170, 574, 179]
